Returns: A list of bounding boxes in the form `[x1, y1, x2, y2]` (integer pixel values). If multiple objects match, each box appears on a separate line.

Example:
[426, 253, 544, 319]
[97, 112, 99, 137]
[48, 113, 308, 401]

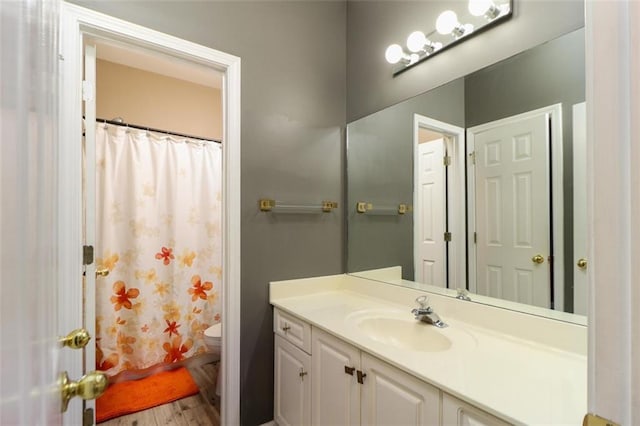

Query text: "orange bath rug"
[96, 367, 199, 423]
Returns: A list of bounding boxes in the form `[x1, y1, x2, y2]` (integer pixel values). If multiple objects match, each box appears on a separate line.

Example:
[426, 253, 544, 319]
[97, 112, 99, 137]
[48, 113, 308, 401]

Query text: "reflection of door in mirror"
[413, 115, 466, 290]
[468, 105, 563, 309]
[416, 135, 446, 287]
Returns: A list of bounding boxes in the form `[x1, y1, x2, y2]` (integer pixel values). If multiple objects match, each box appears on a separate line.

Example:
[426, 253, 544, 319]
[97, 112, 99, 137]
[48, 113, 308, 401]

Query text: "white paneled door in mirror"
[416, 138, 446, 287]
[468, 107, 555, 309]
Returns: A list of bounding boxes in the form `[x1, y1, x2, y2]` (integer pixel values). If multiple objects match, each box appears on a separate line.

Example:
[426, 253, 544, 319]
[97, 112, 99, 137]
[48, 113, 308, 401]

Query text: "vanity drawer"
[274, 308, 311, 354]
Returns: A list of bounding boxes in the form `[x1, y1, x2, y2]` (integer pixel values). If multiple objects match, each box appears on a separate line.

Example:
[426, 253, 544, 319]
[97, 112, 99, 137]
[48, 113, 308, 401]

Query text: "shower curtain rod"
[96, 117, 222, 144]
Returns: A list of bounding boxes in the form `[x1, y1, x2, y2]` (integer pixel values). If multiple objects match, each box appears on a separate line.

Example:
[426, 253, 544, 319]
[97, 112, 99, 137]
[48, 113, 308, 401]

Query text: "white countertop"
[270, 274, 587, 425]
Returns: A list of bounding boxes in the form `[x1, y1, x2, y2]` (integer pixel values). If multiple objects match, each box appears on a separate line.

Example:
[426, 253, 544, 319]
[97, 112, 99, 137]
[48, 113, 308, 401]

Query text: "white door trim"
[413, 114, 466, 290]
[572, 102, 587, 316]
[466, 104, 564, 311]
[586, 1, 640, 424]
[59, 4, 241, 425]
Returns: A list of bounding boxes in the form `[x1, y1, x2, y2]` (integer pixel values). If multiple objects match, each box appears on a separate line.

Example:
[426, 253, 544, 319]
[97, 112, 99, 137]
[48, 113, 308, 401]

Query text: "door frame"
[586, 1, 640, 423]
[413, 114, 466, 290]
[59, 3, 241, 425]
[572, 102, 587, 316]
[466, 104, 564, 310]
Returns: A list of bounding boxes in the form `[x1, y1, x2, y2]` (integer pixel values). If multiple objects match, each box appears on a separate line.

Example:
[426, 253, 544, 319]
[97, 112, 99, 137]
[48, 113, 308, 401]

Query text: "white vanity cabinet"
[311, 327, 440, 426]
[360, 352, 440, 425]
[273, 308, 511, 426]
[442, 394, 510, 426]
[311, 327, 360, 425]
[274, 309, 312, 426]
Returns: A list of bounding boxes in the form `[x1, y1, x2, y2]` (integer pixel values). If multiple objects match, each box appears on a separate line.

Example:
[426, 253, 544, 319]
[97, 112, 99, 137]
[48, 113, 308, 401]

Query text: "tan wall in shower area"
[96, 59, 222, 141]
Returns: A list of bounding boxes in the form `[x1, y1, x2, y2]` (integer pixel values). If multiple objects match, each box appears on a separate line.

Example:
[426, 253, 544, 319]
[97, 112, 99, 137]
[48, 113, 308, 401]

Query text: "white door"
[274, 335, 311, 426]
[415, 138, 447, 287]
[572, 102, 587, 316]
[311, 328, 360, 426]
[360, 353, 440, 426]
[472, 113, 551, 307]
[0, 1, 107, 423]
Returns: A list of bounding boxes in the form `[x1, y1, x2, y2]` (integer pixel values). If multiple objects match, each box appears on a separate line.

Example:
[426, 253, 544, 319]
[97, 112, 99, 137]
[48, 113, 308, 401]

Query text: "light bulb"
[464, 23, 475, 35]
[409, 53, 420, 64]
[406, 31, 427, 53]
[468, 0, 492, 16]
[436, 10, 459, 35]
[385, 44, 404, 64]
[469, 0, 500, 19]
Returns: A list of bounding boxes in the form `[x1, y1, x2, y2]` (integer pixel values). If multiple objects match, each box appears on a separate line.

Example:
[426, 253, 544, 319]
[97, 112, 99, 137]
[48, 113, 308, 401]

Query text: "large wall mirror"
[347, 28, 585, 320]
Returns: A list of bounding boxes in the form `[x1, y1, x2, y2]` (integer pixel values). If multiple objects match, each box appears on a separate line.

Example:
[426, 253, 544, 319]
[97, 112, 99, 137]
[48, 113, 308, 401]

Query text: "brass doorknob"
[577, 258, 588, 269]
[532, 254, 545, 264]
[59, 370, 108, 412]
[96, 268, 109, 278]
[59, 328, 91, 349]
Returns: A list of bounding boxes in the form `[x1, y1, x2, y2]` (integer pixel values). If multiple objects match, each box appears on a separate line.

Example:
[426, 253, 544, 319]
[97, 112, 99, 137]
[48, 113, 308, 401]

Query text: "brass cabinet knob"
[96, 268, 109, 278]
[532, 254, 545, 264]
[59, 328, 91, 349]
[577, 258, 588, 269]
[59, 370, 108, 412]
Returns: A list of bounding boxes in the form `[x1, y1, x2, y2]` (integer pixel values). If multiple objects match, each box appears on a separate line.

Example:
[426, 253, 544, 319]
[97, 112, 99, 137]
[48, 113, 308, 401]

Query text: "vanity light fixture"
[385, 0, 512, 75]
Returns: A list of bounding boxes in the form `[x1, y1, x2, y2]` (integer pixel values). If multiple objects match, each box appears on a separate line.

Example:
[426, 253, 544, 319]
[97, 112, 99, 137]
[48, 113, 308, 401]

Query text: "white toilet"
[204, 322, 222, 396]
[204, 322, 222, 356]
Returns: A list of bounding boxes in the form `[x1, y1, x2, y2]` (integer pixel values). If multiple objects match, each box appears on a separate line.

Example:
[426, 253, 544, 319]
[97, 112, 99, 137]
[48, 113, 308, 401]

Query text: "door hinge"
[469, 151, 476, 165]
[443, 155, 451, 166]
[82, 80, 95, 102]
[583, 413, 619, 426]
[83, 408, 94, 426]
[444, 232, 452, 242]
[473, 232, 477, 243]
[83, 245, 94, 266]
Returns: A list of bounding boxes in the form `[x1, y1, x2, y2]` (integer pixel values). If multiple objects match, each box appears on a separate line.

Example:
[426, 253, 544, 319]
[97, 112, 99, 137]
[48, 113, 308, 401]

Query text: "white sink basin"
[346, 308, 456, 352]
[356, 317, 452, 352]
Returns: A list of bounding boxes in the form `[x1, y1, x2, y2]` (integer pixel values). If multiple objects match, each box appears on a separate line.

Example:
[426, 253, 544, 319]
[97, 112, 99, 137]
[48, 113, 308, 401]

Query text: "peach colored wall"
[418, 127, 442, 144]
[96, 59, 222, 140]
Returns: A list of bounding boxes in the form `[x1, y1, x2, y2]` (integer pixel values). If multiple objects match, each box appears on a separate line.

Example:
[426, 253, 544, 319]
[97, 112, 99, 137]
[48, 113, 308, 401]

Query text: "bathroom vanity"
[270, 274, 586, 425]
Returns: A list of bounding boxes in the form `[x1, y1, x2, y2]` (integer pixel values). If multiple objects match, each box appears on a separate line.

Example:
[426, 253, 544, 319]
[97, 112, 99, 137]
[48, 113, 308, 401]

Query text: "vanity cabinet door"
[442, 393, 511, 426]
[312, 328, 361, 426]
[360, 352, 441, 426]
[274, 335, 311, 426]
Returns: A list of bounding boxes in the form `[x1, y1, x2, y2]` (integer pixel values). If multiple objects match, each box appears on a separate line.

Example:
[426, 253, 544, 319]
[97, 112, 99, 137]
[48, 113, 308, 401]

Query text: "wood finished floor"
[99, 362, 221, 426]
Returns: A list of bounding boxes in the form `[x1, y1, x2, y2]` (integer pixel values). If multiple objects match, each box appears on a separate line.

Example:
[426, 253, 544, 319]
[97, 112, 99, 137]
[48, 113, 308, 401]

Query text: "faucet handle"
[456, 288, 471, 301]
[415, 295, 430, 308]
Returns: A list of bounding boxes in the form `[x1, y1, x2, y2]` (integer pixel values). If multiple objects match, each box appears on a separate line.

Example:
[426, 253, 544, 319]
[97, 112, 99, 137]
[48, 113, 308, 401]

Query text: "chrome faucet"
[411, 295, 447, 328]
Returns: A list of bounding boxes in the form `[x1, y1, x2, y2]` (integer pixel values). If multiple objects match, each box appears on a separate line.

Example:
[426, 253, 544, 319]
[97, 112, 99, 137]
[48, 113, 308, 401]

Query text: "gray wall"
[465, 28, 585, 311]
[69, 2, 346, 425]
[346, 0, 585, 121]
[347, 78, 464, 278]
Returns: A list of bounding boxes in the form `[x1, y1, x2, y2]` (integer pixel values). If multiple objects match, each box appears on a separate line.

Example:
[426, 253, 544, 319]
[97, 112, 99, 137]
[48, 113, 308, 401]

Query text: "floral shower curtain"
[94, 123, 222, 377]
